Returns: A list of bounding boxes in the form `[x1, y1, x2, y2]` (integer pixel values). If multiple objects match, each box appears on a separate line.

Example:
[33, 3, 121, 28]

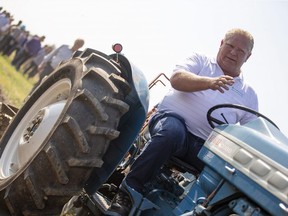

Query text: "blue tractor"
[0, 45, 287, 216]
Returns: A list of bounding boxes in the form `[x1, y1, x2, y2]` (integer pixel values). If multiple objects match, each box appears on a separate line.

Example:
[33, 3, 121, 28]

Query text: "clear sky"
[1, 0, 288, 136]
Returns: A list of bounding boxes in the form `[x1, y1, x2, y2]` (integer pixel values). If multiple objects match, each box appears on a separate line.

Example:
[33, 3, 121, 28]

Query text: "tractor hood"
[200, 117, 288, 215]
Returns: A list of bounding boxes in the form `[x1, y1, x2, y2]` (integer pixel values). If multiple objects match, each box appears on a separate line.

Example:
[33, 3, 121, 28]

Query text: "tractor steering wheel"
[207, 104, 279, 129]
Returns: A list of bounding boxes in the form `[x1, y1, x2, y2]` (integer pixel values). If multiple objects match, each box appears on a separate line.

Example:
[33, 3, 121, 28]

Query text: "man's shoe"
[109, 189, 132, 216]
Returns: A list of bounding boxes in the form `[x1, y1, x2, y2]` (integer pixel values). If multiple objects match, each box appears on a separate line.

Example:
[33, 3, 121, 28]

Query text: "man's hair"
[224, 28, 254, 51]
[74, 38, 85, 47]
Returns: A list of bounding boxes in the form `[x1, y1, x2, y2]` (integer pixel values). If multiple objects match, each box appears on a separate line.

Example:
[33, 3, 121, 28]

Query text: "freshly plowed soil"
[0, 88, 7, 103]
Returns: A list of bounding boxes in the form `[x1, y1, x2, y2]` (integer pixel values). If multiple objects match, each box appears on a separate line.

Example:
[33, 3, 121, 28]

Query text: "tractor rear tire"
[0, 50, 130, 215]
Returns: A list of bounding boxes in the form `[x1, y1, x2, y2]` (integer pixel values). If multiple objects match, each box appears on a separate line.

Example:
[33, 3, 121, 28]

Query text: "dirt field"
[0, 88, 7, 103]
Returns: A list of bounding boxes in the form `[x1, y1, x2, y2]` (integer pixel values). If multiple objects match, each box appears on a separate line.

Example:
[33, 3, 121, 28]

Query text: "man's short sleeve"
[173, 53, 205, 75]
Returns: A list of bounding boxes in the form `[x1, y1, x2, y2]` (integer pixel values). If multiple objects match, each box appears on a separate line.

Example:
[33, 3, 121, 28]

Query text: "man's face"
[217, 34, 252, 77]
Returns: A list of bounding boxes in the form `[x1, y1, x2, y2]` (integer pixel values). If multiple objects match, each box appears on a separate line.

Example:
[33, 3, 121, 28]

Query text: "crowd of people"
[0, 7, 85, 91]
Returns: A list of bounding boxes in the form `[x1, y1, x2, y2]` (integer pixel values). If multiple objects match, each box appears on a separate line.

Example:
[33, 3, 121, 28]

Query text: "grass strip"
[0, 55, 36, 108]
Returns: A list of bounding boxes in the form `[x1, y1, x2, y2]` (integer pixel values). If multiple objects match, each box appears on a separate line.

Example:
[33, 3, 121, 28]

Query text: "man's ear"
[245, 53, 252, 62]
[220, 39, 223, 46]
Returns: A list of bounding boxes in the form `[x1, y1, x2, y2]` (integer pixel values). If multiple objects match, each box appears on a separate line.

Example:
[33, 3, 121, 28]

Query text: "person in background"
[0, 20, 24, 54]
[2, 28, 29, 57]
[109, 28, 258, 216]
[11, 34, 45, 70]
[22, 44, 54, 78]
[0, 10, 12, 40]
[30, 38, 85, 92]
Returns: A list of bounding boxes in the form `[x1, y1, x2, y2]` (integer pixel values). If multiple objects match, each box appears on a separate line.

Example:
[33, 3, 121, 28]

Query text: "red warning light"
[112, 43, 123, 53]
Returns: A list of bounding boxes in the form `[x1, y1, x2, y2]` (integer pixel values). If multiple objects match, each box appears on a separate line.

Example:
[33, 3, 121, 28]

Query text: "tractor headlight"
[205, 131, 241, 162]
